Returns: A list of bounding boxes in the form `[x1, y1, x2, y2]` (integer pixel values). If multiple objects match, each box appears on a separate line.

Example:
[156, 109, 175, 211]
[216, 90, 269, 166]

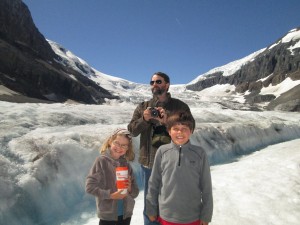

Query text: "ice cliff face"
[1, 101, 300, 225]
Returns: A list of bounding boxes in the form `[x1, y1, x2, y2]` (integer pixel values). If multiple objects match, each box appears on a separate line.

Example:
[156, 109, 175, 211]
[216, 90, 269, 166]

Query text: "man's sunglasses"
[150, 80, 163, 85]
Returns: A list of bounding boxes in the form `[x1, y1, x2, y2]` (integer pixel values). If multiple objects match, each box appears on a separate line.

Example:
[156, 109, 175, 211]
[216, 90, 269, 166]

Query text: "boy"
[146, 111, 213, 225]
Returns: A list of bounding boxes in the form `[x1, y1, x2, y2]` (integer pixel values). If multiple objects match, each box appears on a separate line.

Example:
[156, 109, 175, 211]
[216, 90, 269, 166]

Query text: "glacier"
[1, 98, 300, 225]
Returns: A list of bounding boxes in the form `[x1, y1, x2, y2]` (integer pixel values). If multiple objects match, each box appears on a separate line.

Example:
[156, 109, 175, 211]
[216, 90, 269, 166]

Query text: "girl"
[86, 128, 139, 225]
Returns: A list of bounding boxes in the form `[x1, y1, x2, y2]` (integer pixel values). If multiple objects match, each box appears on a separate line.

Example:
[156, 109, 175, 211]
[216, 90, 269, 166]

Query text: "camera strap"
[151, 125, 171, 148]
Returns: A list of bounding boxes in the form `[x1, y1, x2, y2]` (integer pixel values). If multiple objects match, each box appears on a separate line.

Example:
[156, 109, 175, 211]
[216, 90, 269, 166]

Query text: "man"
[128, 72, 195, 225]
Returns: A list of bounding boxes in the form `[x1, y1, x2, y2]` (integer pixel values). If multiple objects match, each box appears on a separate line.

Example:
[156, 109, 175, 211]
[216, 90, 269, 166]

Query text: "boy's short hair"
[166, 110, 194, 132]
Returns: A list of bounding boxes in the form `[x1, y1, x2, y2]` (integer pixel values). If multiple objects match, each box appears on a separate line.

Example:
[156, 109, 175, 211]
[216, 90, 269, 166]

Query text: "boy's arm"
[145, 148, 163, 218]
[200, 151, 213, 223]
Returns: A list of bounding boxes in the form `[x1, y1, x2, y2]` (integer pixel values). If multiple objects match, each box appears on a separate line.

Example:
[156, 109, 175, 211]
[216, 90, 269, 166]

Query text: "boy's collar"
[171, 140, 191, 148]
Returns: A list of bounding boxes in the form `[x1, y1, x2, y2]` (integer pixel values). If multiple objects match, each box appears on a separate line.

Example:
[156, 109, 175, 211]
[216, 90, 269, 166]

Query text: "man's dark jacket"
[128, 93, 195, 168]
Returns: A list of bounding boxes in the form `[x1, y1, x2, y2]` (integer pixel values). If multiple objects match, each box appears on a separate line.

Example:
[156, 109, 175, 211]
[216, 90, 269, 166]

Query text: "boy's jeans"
[141, 165, 161, 225]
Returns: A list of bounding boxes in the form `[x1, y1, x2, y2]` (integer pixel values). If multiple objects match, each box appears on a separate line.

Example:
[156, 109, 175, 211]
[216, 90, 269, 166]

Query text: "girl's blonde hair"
[100, 128, 135, 161]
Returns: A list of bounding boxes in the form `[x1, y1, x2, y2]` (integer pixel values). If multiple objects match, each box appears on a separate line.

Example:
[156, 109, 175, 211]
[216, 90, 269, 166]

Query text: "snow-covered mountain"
[48, 40, 151, 104]
[46, 27, 300, 111]
[1, 0, 299, 111]
[187, 28, 300, 111]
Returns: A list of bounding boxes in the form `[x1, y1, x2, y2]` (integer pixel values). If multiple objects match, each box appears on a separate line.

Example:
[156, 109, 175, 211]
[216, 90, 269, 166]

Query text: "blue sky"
[23, 0, 300, 85]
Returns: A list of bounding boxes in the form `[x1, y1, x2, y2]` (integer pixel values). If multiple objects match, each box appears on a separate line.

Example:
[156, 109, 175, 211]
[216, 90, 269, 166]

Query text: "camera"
[148, 107, 161, 118]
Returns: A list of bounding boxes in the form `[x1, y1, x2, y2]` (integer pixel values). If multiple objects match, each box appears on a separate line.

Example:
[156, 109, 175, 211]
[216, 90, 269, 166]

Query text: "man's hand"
[156, 107, 167, 124]
[143, 108, 152, 121]
[144, 107, 167, 123]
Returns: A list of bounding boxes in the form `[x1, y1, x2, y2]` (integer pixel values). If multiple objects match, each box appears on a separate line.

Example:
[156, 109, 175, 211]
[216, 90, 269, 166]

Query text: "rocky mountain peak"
[0, 0, 55, 60]
[0, 0, 118, 104]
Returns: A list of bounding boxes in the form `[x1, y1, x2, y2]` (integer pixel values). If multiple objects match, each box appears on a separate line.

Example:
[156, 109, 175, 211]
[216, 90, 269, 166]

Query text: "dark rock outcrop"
[0, 0, 118, 104]
[266, 84, 300, 111]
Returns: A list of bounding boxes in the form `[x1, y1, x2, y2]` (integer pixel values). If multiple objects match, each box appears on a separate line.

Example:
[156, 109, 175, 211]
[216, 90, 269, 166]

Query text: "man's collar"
[153, 92, 171, 103]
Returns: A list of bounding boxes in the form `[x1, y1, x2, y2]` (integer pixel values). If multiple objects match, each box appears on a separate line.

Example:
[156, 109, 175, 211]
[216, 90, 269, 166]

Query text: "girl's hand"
[200, 221, 208, 225]
[110, 190, 127, 199]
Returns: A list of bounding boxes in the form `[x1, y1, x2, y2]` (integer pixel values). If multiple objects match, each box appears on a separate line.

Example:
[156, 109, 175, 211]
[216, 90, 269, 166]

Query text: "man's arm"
[128, 103, 153, 136]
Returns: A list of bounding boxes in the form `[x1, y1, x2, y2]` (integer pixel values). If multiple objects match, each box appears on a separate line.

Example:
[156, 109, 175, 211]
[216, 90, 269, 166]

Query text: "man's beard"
[152, 87, 166, 96]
